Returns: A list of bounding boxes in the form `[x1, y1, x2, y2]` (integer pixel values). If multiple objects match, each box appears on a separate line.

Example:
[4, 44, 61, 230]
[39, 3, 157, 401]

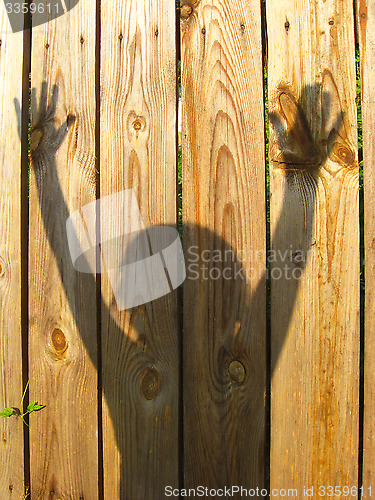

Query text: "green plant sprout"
[0, 381, 45, 426]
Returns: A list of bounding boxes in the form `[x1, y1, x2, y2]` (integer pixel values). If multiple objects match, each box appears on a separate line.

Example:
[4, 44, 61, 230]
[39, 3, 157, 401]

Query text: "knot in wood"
[129, 114, 146, 135]
[51, 328, 68, 355]
[336, 145, 354, 165]
[331, 142, 355, 167]
[228, 360, 246, 384]
[141, 367, 161, 400]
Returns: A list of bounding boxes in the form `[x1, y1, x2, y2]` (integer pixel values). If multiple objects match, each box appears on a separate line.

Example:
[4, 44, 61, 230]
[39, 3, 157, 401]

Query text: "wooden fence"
[0, 0, 372, 498]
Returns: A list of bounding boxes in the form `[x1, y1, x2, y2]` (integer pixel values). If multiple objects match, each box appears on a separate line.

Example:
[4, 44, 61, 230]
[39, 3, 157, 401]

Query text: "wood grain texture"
[181, 0, 267, 488]
[0, 7, 25, 499]
[267, 0, 359, 494]
[100, 0, 179, 497]
[29, 1, 98, 497]
[357, 0, 375, 497]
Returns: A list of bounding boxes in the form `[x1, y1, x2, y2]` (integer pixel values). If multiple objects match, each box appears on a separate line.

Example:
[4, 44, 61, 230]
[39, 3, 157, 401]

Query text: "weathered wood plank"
[267, 0, 359, 494]
[181, 0, 267, 488]
[29, 2, 98, 497]
[100, 0, 179, 497]
[0, 7, 25, 499]
[357, 1, 375, 497]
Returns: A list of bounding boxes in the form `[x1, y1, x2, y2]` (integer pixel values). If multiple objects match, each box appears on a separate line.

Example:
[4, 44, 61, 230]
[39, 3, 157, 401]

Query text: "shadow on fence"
[13, 77, 350, 495]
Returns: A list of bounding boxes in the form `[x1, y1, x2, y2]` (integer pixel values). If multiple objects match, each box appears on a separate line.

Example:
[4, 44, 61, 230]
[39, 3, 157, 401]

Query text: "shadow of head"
[106, 222, 255, 335]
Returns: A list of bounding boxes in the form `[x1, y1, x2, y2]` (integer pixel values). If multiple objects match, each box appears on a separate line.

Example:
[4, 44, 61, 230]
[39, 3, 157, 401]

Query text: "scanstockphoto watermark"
[164, 485, 370, 497]
[66, 189, 310, 312]
[185, 245, 310, 282]
[2, 0, 80, 33]
[164, 485, 299, 497]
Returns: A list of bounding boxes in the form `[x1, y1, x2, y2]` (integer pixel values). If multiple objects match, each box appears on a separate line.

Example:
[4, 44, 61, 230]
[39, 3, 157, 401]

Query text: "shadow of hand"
[268, 72, 355, 184]
[14, 82, 75, 164]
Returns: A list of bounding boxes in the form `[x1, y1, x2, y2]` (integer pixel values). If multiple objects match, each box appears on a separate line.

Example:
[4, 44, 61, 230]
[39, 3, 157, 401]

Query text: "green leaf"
[33, 404, 45, 411]
[27, 402, 45, 413]
[0, 408, 14, 418]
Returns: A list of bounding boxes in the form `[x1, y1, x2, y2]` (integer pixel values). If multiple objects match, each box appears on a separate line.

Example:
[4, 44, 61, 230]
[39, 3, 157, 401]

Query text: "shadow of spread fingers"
[38, 81, 48, 122]
[46, 84, 59, 122]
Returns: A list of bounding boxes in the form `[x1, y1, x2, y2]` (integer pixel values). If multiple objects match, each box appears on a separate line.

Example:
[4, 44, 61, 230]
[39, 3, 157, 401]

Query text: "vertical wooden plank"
[29, 1, 98, 497]
[181, 0, 267, 489]
[267, 0, 359, 493]
[358, 1, 375, 497]
[100, 0, 179, 498]
[0, 8, 25, 499]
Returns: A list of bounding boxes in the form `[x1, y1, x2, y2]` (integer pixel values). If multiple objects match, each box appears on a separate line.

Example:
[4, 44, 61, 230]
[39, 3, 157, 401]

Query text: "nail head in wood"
[181, 4, 193, 18]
